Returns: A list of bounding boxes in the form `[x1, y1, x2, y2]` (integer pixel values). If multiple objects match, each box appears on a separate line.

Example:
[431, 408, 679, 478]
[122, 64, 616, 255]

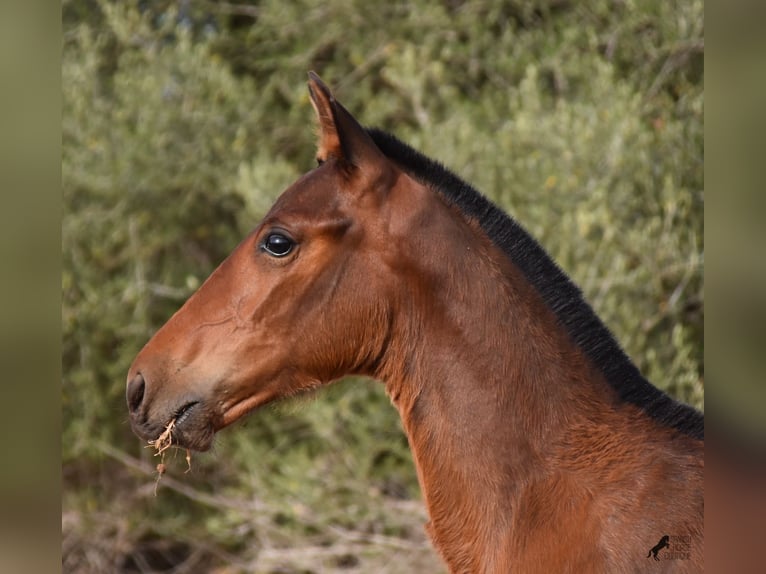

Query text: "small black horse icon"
[647, 535, 670, 561]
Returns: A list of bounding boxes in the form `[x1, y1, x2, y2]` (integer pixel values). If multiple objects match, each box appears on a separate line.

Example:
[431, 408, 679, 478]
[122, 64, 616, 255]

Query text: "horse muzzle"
[126, 371, 216, 451]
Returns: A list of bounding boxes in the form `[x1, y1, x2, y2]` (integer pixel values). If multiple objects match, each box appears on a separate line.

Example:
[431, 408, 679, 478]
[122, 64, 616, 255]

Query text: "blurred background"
[61, 0, 703, 572]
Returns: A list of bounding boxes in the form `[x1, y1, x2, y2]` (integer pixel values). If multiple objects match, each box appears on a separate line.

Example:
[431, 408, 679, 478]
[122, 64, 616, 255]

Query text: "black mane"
[367, 128, 703, 440]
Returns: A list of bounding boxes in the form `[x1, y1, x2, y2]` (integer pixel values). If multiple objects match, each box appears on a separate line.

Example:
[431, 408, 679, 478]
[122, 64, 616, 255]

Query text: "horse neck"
[372, 198, 619, 550]
[379, 209, 609, 448]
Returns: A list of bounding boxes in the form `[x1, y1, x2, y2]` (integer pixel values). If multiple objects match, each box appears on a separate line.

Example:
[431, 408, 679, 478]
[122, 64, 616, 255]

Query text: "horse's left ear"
[307, 72, 391, 185]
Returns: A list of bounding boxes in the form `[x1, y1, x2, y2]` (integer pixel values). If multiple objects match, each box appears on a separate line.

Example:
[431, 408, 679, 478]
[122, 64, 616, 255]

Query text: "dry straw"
[146, 419, 192, 495]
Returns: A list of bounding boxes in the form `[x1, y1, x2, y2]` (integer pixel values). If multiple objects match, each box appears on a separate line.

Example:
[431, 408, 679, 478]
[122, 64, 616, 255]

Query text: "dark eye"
[262, 233, 294, 257]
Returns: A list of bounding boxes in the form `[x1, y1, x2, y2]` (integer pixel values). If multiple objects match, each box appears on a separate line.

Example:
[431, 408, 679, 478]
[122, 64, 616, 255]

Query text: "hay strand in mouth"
[147, 419, 175, 457]
[146, 419, 194, 495]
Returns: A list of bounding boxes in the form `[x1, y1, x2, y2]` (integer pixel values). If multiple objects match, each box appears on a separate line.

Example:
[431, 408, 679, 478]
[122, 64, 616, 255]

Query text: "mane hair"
[367, 127, 703, 440]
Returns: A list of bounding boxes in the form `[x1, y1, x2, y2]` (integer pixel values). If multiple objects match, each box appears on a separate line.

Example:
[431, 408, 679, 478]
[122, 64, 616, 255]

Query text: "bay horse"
[127, 73, 704, 573]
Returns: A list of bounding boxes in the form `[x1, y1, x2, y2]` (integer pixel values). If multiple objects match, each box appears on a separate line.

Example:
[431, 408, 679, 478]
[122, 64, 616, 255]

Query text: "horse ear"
[307, 72, 342, 163]
[307, 72, 389, 181]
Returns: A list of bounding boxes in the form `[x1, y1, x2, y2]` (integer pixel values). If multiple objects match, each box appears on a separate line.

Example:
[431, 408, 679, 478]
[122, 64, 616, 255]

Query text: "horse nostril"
[127, 373, 146, 414]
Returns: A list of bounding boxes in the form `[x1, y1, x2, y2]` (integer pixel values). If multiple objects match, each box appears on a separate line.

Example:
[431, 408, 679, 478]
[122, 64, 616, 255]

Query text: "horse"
[127, 72, 704, 573]
[648, 535, 671, 561]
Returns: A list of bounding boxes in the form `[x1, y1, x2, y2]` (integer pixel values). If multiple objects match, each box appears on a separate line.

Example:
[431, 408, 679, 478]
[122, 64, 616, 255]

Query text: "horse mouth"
[141, 400, 216, 452]
[173, 400, 199, 427]
[144, 389, 278, 451]
[174, 402, 217, 451]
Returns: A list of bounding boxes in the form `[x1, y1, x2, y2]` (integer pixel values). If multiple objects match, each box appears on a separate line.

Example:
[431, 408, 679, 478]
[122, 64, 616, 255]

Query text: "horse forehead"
[271, 167, 346, 215]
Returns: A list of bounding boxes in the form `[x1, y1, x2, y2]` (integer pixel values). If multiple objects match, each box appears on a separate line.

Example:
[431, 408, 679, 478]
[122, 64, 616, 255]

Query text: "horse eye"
[262, 233, 294, 257]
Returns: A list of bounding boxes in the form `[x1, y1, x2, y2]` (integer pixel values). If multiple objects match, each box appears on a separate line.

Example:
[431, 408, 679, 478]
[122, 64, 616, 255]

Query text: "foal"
[127, 73, 703, 573]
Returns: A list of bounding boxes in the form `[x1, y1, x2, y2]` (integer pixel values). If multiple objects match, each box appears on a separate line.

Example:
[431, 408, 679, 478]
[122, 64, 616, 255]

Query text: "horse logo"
[647, 535, 670, 561]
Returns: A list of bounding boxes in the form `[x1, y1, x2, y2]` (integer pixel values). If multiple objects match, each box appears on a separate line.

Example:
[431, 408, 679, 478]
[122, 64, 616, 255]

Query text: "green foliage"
[63, 1, 703, 571]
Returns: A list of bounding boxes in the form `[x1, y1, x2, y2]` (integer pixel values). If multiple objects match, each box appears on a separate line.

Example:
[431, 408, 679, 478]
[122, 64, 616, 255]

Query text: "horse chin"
[172, 421, 216, 452]
[170, 404, 217, 452]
